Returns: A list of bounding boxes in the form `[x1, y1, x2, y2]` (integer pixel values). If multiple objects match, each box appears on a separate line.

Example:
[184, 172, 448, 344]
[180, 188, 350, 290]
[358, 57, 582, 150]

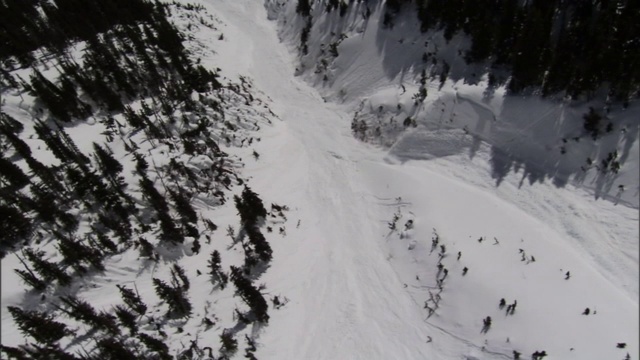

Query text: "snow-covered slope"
[266, 0, 639, 209]
[208, 0, 638, 359]
[1, 0, 637, 359]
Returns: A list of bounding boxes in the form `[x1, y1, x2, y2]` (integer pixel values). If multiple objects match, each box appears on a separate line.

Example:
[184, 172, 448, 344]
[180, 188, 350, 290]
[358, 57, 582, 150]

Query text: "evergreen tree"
[7, 306, 72, 344]
[245, 226, 272, 263]
[235, 186, 267, 226]
[230, 266, 269, 323]
[23, 248, 72, 286]
[0, 156, 30, 189]
[94, 233, 118, 253]
[117, 284, 148, 315]
[59, 296, 120, 335]
[169, 189, 197, 225]
[14, 268, 47, 292]
[138, 333, 171, 360]
[220, 330, 238, 354]
[0, 344, 29, 360]
[93, 143, 123, 177]
[0, 205, 32, 249]
[96, 337, 141, 360]
[296, 0, 311, 17]
[114, 305, 138, 335]
[208, 250, 228, 289]
[170, 263, 190, 290]
[583, 107, 603, 140]
[153, 277, 192, 317]
[54, 231, 105, 273]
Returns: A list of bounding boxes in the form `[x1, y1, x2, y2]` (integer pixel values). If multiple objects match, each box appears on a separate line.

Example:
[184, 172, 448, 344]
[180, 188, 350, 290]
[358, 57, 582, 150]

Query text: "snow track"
[205, 1, 637, 359]
[208, 2, 436, 358]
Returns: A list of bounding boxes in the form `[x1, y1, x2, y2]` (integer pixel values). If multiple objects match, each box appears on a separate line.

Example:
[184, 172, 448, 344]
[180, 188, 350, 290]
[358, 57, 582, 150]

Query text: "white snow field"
[0, 0, 637, 359]
[207, 1, 638, 359]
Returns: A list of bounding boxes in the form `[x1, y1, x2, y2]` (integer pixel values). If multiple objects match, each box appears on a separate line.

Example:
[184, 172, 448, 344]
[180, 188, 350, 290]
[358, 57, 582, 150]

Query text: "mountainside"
[267, 0, 639, 208]
[1, 1, 638, 360]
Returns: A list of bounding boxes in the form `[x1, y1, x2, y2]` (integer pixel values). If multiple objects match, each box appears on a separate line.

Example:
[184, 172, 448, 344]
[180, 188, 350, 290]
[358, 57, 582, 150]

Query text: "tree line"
[305, 0, 639, 104]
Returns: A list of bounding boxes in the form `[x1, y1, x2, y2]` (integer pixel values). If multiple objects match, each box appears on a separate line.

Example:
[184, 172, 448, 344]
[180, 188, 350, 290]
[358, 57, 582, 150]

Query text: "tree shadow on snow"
[366, 3, 638, 206]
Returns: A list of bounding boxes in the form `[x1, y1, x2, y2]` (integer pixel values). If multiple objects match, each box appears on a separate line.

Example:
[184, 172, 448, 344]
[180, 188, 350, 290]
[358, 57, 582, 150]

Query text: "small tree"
[583, 107, 603, 140]
[170, 263, 190, 290]
[220, 330, 238, 354]
[138, 333, 171, 360]
[8, 306, 72, 344]
[23, 248, 72, 286]
[137, 237, 155, 259]
[153, 278, 192, 317]
[246, 226, 272, 263]
[14, 253, 47, 291]
[296, 0, 311, 16]
[230, 266, 269, 323]
[208, 250, 228, 289]
[169, 189, 198, 225]
[54, 231, 105, 273]
[1, 344, 29, 359]
[114, 305, 138, 335]
[234, 186, 267, 226]
[117, 284, 148, 315]
[59, 296, 120, 335]
[96, 337, 139, 359]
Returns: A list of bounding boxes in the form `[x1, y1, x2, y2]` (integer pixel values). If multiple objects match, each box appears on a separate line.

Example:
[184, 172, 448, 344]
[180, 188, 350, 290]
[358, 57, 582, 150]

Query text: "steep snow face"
[205, 0, 637, 359]
[1, 0, 635, 359]
[266, 0, 639, 209]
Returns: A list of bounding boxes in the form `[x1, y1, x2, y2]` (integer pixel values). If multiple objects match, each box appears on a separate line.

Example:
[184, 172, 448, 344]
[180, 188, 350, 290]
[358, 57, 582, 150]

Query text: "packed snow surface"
[1, 0, 637, 359]
[207, 1, 638, 359]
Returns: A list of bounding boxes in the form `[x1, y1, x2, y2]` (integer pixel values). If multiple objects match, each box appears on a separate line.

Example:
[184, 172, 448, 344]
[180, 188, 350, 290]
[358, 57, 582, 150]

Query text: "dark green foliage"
[96, 337, 141, 360]
[583, 107, 604, 140]
[169, 188, 200, 239]
[7, 306, 71, 344]
[138, 333, 171, 360]
[139, 176, 170, 214]
[0, 344, 29, 360]
[220, 331, 238, 354]
[244, 335, 258, 360]
[134, 153, 149, 175]
[234, 187, 272, 269]
[2, 343, 80, 360]
[114, 305, 138, 334]
[59, 296, 120, 335]
[33, 120, 74, 163]
[23, 248, 72, 286]
[95, 233, 118, 253]
[0, 156, 30, 189]
[171, 263, 190, 290]
[245, 226, 273, 263]
[54, 231, 105, 273]
[169, 189, 198, 225]
[208, 250, 228, 289]
[300, 18, 312, 55]
[339, 1, 348, 17]
[296, 0, 311, 16]
[117, 284, 148, 315]
[0, 205, 32, 250]
[406, 0, 640, 99]
[28, 70, 90, 122]
[153, 277, 192, 317]
[14, 268, 47, 292]
[230, 266, 269, 323]
[0, 115, 30, 156]
[234, 186, 267, 226]
[0, 0, 156, 61]
[137, 237, 155, 259]
[93, 143, 123, 177]
[139, 176, 183, 243]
